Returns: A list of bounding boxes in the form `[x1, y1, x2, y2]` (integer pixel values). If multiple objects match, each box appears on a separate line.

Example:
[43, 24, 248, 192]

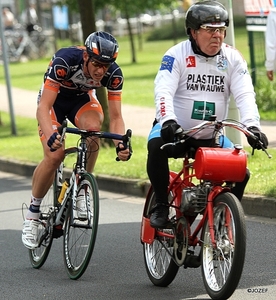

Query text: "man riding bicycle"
[147, 1, 268, 229]
[22, 31, 131, 249]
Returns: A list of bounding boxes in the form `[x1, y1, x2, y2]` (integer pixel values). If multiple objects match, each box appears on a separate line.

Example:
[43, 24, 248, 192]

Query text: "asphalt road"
[1, 171, 276, 300]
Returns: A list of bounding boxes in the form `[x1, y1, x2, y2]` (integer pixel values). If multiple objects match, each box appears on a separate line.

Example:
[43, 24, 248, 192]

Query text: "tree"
[55, 0, 178, 131]
[76, 0, 109, 133]
[107, 0, 178, 63]
[60, 0, 179, 63]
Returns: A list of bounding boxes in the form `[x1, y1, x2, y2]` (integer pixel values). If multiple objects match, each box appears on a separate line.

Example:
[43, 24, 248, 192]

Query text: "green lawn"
[0, 112, 275, 197]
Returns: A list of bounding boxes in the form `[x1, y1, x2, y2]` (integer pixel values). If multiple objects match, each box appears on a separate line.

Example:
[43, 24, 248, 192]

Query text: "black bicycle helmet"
[85, 31, 119, 64]
[185, 1, 229, 35]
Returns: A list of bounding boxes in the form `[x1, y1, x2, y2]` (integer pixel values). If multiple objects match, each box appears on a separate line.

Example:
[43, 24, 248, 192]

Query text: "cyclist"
[22, 31, 131, 249]
[147, 1, 268, 229]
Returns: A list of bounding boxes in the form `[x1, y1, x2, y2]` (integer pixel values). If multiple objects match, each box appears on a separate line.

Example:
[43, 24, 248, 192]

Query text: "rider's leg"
[22, 125, 64, 249]
[74, 94, 104, 173]
[73, 98, 104, 219]
[26, 133, 64, 220]
[77, 110, 103, 173]
[147, 136, 171, 228]
[147, 125, 214, 228]
[231, 168, 250, 200]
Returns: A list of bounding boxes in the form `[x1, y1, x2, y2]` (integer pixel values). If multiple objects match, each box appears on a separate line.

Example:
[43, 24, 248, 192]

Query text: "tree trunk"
[77, 0, 96, 38]
[124, 5, 136, 63]
[77, 0, 110, 138]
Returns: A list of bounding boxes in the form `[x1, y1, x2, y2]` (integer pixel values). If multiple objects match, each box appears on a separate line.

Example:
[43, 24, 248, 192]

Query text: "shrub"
[146, 18, 186, 41]
[255, 77, 276, 112]
[146, 16, 246, 42]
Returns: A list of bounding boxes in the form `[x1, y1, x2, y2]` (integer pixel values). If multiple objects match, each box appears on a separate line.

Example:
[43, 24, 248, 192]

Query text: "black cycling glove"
[247, 126, 268, 150]
[47, 132, 59, 152]
[161, 120, 184, 143]
[116, 142, 132, 161]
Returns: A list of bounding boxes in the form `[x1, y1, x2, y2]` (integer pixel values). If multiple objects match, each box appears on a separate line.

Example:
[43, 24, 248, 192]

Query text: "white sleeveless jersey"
[154, 40, 260, 139]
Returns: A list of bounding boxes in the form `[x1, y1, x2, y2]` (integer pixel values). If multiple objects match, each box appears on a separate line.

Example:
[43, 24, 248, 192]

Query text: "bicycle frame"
[53, 124, 132, 226]
[141, 146, 247, 249]
[54, 136, 90, 227]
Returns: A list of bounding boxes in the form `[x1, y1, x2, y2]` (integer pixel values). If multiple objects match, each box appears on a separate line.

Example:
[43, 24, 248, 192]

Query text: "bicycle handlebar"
[57, 120, 132, 161]
[160, 116, 272, 159]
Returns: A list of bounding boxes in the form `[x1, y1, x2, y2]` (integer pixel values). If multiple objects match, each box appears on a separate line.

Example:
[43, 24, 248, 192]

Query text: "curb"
[0, 157, 150, 197]
[1, 157, 276, 219]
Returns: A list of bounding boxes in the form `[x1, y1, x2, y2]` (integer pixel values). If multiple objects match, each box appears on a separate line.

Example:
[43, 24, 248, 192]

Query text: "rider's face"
[83, 52, 110, 81]
[191, 26, 226, 56]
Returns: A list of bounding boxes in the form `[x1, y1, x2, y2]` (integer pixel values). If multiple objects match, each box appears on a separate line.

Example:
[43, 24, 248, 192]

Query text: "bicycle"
[140, 116, 271, 299]
[24, 120, 132, 280]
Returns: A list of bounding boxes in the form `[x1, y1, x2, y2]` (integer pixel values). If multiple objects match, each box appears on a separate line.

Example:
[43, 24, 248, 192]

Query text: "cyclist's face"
[191, 26, 226, 56]
[84, 52, 110, 81]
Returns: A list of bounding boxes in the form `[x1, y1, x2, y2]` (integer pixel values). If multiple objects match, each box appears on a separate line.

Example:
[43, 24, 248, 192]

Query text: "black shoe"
[150, 204, 169, 229]
[184, 254, 201, 269]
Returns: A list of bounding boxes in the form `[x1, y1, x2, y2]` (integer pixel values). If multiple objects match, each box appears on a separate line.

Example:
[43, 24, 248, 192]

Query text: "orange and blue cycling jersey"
[37, 46, 124, 140]
[43, 46, 123, 101]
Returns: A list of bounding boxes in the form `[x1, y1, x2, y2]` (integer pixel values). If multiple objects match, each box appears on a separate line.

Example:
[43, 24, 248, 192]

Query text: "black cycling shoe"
[150, 204, 169, 229]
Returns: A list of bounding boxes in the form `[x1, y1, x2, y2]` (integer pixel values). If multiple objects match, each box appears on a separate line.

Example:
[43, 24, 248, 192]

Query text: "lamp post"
[0, 8, 17, 135]
[220, 0, 242, 145]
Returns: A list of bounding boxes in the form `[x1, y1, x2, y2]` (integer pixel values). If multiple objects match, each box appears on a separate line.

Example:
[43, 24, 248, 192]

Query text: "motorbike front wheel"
[201, 192, 246, 299]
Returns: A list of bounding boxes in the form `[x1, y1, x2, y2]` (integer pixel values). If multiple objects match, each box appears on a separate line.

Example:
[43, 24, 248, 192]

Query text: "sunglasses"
[90, 59, 111, 70]
[200, 25, 227, 35]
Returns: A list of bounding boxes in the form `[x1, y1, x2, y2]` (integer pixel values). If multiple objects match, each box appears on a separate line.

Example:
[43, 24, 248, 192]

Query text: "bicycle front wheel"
[63, 173, 99, 280]
[201, 192, 246, 300]
[143, 188, 179, 287]
[29, 183, 57, 268]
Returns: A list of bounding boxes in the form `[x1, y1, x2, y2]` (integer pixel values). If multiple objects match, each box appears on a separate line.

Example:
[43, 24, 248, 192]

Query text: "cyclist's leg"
[23, 111, 64, 249]
[147, 123, 185, 228]
[73, 90, 104, 173]
[32, 130, 64, 200]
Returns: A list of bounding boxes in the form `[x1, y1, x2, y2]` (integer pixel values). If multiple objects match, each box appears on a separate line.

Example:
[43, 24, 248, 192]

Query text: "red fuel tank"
[193, 147, 247, 182]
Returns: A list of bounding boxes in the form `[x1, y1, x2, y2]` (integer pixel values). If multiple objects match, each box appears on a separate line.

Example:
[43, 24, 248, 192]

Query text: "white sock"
[26, 195, 43, 220]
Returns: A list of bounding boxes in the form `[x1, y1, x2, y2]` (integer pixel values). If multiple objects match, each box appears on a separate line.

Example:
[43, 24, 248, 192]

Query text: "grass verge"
[0, 112, 275, 197]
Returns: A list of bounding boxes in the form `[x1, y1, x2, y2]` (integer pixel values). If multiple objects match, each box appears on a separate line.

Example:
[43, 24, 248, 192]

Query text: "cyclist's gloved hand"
[116, 142, 132, 161]
[247, 126, 268, 150]
[47, 132, 61, 152]
[161, 120, 184, 142]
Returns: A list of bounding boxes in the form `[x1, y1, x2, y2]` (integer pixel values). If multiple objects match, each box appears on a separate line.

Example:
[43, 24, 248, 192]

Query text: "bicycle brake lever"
[58, 120, 67, 144]
[60, 127, 66, 144]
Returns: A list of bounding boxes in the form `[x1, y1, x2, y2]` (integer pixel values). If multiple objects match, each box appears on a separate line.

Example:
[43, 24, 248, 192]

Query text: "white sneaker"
[22, 219, 40, 249]
[76, 189, 88, 220]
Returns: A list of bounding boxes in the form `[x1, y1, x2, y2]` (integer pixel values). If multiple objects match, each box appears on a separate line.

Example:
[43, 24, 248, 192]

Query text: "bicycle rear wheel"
[142, 187, 179, 287]
[29, 183, 57, 268]
[201, 192, 246, 299]
[63, 173, 99, 280]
